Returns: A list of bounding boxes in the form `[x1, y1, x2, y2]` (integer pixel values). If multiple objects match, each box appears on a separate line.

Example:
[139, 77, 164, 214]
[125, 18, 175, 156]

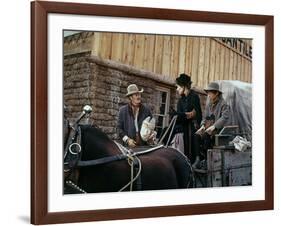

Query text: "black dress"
[174, 90, 202, 162]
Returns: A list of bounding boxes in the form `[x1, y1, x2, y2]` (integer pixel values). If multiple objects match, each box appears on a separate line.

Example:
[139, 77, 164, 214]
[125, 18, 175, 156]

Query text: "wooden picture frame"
[31, 1, 274, 224]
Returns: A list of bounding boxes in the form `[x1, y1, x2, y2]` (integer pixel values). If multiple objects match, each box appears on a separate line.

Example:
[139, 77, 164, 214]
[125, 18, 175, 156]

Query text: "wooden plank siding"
[162, 36, 172, 76]
[219, 44, 225, 81]
[203, 38, 211, 88]
[171, 36, 180, 79]
[229, 49, 234, 80]
[191, 37, 200, 86]
[134, 34, 145, 68]
[208, 39, 216, 83]
[178, 37, 187, 75]
[122, 33, 136, 66]
[64, 32, 252, 88]
[100, 32, 112, 59]
[111, 33, 124, 62]
[223, 48, 230, 81]
[143, 34, 155, 72]
[214, 41, 221, 82]
[185, 37, 193, 76]
[232, 53, 238, 81]
[153, 35, 164, 75]
[198, 37, 206, 88]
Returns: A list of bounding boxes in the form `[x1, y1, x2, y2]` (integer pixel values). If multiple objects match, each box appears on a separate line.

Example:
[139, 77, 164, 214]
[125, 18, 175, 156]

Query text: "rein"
[65, 137, 164, 168]
[75, 145, 164, 167]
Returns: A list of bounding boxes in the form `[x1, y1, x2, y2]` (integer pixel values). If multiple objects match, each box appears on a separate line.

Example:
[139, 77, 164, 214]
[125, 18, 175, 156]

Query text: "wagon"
[194, 80, 252, 188]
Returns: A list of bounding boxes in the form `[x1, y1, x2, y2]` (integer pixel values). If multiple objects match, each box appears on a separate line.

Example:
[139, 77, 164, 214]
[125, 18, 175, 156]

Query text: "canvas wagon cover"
[215, 80, 252, 140]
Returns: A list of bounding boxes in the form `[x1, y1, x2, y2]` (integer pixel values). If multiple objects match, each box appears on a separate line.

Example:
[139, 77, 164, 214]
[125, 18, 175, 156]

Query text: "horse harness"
[64, 124, 164, 193]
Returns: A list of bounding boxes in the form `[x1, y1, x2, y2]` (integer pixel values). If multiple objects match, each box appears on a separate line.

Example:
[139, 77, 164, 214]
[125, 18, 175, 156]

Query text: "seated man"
[193, 82, 230, 169]
[118, 84, 153, 148]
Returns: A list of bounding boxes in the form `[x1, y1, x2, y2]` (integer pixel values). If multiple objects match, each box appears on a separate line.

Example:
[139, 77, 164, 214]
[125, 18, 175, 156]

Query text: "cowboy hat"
[176, 73, 192, 86]
[204, 82, 222, 93]
[126, 84, 144, 97]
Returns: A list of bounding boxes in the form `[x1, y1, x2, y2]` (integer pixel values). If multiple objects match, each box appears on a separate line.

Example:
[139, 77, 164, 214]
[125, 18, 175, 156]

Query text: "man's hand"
[127, 138, 136, 148]
[147, 131, 157, 145]
[195, 125, 205, 136]
[205, 125, 216, 135]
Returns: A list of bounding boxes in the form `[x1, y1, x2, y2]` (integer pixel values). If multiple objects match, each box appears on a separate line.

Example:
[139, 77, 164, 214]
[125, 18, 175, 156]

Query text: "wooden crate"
[207, 148, 252, 187]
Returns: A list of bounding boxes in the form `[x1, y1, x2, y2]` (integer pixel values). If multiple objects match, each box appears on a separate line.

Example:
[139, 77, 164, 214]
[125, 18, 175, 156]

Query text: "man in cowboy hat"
[170, 73, 202, 163]
[193, 81, 230, 169]
[117, 84, 152, 148]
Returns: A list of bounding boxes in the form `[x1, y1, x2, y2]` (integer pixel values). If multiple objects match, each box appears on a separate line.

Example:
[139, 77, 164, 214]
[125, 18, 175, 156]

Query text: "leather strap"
[76, 154, 127, 167]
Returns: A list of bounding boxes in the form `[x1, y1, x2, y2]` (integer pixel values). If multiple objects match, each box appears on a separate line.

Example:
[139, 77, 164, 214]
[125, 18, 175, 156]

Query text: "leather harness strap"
[68, 144, 165, 168]
[76, 154, 127, 167]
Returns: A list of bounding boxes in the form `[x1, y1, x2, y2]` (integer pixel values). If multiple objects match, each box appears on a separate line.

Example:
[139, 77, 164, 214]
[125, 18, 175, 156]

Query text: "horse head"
[64, 105, 121, 162]
[80, 124, 120, 160]
[64, 105, 93, 147]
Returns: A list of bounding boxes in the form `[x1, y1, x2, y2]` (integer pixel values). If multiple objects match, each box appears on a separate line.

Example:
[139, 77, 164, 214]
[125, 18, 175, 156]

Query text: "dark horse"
[65, 124, 193, 193]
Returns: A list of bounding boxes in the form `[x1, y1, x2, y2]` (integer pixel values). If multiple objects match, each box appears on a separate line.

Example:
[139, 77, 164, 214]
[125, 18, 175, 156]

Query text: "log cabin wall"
[64, 31, 252, 89]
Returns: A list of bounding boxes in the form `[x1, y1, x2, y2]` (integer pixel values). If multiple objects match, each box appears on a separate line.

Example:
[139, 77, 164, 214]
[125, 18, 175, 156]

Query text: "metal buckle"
[69, 143, 81, 155]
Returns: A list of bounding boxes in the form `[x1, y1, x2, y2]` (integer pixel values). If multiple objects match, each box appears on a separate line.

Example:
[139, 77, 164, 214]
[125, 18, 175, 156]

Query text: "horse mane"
[80, 124, 112, 141]
[79, 124, 120, 158]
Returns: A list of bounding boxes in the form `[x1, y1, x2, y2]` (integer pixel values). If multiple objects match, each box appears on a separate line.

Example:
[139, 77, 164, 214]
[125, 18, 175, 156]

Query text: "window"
[154, 87, 170, 139]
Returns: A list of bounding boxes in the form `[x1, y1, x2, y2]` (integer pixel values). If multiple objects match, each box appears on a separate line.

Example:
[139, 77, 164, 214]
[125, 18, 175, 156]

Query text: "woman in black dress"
[173, 73, 202, 165]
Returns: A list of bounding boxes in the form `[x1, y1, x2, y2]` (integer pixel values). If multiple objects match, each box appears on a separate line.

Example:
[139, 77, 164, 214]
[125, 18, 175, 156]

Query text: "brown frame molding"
[31, 1, 274, 224]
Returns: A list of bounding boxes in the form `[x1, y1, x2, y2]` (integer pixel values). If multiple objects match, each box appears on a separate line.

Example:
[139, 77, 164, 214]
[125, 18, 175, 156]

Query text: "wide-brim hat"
[126, 84, 144, 97]
[204, 82, 222, 93]
[176, 73, 192, 86]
